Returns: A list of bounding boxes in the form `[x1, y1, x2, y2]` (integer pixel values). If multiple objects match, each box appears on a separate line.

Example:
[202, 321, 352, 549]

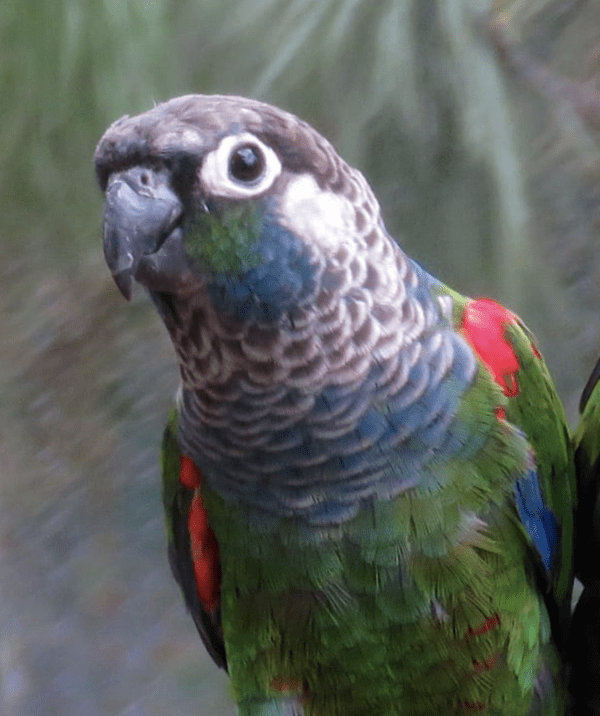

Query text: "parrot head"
[95, 94, 384, 324]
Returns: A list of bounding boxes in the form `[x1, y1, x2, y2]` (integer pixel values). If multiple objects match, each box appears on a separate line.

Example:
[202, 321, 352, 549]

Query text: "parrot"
[94, 94, 575, 716]
[570, 357, 600, 716]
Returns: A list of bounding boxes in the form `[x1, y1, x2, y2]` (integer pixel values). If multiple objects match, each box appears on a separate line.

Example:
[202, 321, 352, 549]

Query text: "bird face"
[95, 95, 379, 323]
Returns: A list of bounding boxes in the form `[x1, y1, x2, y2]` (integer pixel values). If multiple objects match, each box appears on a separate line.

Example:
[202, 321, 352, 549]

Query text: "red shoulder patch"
[461, 298, 520, 397]
[180, 456, 221, 612]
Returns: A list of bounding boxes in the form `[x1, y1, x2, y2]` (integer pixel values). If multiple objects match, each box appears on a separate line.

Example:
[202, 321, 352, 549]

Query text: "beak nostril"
[102, 166, 184, 299]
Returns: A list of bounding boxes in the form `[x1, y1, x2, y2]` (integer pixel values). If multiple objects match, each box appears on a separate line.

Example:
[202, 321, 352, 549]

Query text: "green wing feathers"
[161, 410, 227, 670]
[456, 297, 575, 619]
[486, 307, 575, 615]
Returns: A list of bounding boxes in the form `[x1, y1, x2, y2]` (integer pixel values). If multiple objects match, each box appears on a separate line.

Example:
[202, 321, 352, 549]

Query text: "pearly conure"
[95, 94, 575, 716]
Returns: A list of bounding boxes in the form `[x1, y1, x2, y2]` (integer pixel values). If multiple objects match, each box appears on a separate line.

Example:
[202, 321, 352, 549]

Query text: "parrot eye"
[200, 132, 282, 199]
[228, 144, 265, 184]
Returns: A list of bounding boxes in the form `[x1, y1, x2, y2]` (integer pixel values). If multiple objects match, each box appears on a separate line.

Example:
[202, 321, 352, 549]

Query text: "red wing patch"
[461, 299, 521, 397]
[180, 455, 202, 489]
[465, 612, 501, 639]
[180, 456, 221, 612]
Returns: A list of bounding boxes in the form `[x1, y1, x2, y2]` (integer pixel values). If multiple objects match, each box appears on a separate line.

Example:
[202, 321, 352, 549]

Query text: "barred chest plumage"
[160, 232, 478, 524]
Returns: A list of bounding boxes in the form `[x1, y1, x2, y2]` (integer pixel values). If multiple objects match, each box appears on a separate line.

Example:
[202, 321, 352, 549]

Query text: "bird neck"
[164, 242, 478, 524]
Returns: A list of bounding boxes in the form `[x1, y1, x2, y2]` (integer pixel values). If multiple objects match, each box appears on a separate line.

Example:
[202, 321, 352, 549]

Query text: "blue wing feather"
[513, 468, 557, 573]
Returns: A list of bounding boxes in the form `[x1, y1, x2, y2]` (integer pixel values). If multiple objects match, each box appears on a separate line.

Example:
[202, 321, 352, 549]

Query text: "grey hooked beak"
[103, 167, 183, 299]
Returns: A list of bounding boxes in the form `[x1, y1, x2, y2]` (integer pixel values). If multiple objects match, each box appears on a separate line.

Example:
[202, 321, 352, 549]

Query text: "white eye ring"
[200, 133, 282, 199]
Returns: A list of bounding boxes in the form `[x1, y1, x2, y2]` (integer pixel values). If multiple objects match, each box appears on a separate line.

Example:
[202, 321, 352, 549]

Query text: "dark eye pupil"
[229, 144, 265, 183]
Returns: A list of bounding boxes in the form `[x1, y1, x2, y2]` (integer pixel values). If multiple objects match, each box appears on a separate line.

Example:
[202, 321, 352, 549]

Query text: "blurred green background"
[2, 0, 600, 713]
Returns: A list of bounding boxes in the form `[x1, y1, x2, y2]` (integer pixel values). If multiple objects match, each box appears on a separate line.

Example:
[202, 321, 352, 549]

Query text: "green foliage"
[1, 0, 187, 259]
[182, 0, 529, 302]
